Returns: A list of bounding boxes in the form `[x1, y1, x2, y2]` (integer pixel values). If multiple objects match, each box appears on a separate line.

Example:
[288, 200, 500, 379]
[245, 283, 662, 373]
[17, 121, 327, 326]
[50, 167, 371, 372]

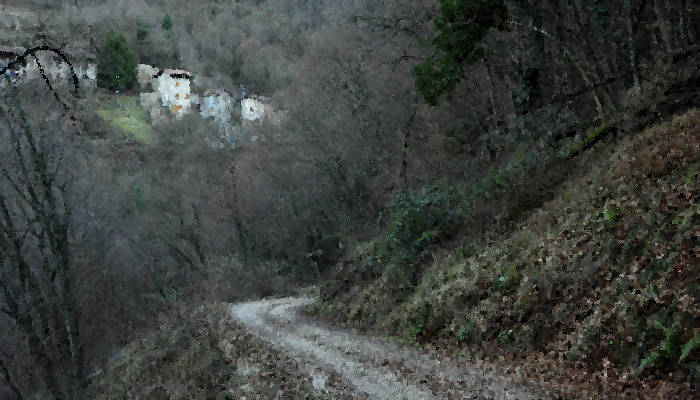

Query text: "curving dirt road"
[230, 297, 550, 400]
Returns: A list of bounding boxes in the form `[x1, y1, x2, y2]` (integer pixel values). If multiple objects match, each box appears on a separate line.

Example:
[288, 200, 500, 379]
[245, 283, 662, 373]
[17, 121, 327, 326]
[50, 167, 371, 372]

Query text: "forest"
[0, 0, 697, 399]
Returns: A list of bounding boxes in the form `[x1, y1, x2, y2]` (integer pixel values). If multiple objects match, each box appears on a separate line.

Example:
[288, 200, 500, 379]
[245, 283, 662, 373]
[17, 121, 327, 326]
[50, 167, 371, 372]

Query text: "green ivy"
[602, 200, 621, 224]
[411, 323, 426, 339]
[497, 329, 513, 343]
[684, 167, 695, 186]
[411, 303, 432, 340]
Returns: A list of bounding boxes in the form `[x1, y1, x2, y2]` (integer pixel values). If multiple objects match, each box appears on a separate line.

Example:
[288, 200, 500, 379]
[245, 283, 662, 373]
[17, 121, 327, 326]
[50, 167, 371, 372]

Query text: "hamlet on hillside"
[2, 37, 281, 148]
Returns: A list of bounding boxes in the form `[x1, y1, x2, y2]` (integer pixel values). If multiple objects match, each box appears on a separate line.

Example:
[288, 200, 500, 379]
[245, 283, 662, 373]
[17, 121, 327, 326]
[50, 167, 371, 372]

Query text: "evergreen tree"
[162, 13, 173, 31]
[96, 31, 138, 91]
[412, 0, 509, 106]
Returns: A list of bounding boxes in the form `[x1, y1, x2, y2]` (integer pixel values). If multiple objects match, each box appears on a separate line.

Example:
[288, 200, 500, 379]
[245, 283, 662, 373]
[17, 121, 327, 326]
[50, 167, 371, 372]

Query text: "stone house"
[200, 89, 233, 125]
[1, 43, 97, 89]
[74, 63, 97, 87]
[156, 69, 193, 117]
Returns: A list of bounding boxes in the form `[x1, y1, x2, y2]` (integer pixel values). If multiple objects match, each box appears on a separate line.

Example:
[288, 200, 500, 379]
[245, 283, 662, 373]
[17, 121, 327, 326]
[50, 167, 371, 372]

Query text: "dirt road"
[230, 297, 550, 400]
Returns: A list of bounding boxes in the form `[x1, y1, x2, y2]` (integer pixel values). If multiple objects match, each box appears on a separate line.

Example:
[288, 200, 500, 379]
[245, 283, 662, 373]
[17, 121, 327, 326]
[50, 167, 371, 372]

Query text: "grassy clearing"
[312, 109, 699, 398]
[96, 94, 153, 144]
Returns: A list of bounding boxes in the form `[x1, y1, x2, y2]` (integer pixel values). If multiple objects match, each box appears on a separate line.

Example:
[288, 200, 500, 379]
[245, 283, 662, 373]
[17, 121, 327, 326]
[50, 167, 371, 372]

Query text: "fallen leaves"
[317, 110, 700, 399]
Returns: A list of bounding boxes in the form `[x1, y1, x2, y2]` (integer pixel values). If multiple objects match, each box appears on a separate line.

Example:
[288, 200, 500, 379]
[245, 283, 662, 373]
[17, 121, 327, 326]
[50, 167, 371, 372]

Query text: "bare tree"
[0, 84, 83, 399]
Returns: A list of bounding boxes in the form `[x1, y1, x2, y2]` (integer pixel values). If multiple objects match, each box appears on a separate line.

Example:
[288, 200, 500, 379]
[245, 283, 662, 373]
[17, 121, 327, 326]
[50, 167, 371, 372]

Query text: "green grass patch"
[96, 95, 153, 144]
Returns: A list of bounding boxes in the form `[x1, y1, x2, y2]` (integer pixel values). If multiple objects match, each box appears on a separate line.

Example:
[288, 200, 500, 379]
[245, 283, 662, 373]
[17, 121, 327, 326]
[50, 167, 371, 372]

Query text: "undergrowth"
[367, 180, 466, 284]
[316, 109, 700, 394]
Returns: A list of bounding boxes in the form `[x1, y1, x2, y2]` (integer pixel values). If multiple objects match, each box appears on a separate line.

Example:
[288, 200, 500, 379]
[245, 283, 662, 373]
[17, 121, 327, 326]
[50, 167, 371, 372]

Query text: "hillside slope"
[310, 109, 699, 399]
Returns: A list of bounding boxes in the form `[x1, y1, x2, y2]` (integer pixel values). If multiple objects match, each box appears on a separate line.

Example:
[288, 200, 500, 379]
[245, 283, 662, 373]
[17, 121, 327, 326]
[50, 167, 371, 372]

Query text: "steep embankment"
[311, 110, 699, 399]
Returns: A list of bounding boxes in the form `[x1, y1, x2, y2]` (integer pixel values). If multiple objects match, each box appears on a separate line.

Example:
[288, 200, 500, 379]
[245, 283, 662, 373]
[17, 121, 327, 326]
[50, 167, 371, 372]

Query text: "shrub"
[161, 13, 173, 31]
[456, 320, 475, 342]
[372, 181, 466, 272]
[410, 303, 432, 340]
[602, 200, 621, 224]
[411, 323, 426, 340]
[587, 0, 611, 28]
[96, 32, 138, 91]
[497, 329, 513, 344]
[136, 19, 150, 41]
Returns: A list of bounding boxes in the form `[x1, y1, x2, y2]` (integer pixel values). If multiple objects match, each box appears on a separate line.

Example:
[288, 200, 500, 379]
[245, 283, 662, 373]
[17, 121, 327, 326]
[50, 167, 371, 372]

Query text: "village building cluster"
[134, 63, 282, 147]
[2, 40, 283, 148]
[136, 63, 268, 125]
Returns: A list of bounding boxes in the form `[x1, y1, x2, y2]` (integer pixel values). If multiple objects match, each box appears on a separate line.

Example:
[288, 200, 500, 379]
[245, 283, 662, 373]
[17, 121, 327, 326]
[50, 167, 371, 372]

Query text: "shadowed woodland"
[0, 0, 698, 399]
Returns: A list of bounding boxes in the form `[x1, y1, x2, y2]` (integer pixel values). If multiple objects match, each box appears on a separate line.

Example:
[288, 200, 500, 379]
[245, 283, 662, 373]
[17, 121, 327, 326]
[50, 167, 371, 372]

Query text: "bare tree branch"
[1, 169, 32, 207]
[0, 354, 23, 400]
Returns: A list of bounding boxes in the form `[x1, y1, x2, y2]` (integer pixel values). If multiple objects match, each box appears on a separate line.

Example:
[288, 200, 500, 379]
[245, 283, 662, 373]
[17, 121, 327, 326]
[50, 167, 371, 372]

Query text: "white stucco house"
[241, 97, 265, 121]
[156, 69, 193, 117]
